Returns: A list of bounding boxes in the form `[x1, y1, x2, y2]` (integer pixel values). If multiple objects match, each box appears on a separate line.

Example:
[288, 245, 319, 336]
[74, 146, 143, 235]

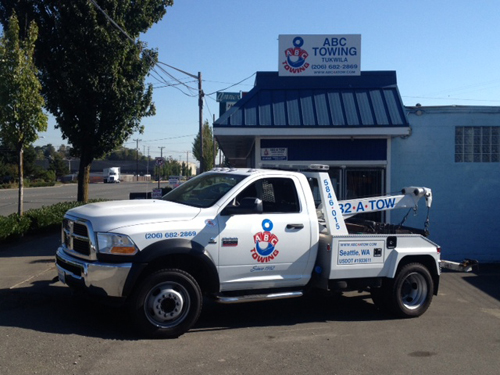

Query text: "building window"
[455, 126, 499, 162]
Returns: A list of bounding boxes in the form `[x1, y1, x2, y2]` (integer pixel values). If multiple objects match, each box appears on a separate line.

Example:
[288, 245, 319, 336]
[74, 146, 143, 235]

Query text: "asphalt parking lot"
[1, 233, 500, 375]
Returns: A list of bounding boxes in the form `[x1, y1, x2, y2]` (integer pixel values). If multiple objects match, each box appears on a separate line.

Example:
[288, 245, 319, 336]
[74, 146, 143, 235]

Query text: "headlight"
[97, 233, 138, 255]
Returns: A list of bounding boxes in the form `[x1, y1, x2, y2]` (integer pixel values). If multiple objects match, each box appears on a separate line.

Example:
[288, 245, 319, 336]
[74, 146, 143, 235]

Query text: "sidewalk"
[0, 232, 60, 290]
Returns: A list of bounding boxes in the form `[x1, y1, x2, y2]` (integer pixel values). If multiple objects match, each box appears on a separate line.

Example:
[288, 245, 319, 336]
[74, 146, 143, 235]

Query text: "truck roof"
[207, 168, 294, 178]
[208, 165, 326, 177]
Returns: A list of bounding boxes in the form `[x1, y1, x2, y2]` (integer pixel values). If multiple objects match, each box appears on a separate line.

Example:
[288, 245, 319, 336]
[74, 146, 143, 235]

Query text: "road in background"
[0, 182, 161, 216]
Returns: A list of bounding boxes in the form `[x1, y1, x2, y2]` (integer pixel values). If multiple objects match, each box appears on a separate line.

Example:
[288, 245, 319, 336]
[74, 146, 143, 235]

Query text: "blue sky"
[34, 0, 500, 162]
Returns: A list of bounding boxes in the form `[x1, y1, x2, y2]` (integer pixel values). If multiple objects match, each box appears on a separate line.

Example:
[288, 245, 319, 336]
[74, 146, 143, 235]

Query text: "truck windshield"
[162, 173, 247, 208]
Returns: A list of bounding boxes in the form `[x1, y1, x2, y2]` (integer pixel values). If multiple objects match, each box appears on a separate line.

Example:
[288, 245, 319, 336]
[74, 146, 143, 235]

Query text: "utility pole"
[213, 114, 217, 168]
[198, 72, 204, 174]
[156, 62, 203, 173]
[134, 139, 141, 181]
[147, 147, 150, 175]
[158, 146, 165, 188]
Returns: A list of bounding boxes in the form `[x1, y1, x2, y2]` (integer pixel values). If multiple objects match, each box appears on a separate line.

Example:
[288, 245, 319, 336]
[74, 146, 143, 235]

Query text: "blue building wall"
[391, 106, 500, 262]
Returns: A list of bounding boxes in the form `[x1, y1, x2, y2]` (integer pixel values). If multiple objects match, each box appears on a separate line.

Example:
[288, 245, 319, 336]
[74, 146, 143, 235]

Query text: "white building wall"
[391, 106, 500, 262]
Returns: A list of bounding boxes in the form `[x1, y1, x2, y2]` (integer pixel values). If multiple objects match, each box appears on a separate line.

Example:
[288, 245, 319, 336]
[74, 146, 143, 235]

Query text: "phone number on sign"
[145, 231, 197, 240]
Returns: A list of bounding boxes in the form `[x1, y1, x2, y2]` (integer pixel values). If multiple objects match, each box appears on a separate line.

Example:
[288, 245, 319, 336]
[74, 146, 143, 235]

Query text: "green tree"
[49, 153, 69, 179]
[42, 143, 56, 159]
[57, 144, 73, 159]
[192, 121, 218, 172]
[0, 13, 48, 215]
[156, 156, 178, 179]
[23, 144, 40, 178]
[181, 162, 192, 177]
[0, 139, 17, 183]
[0, 0, 173, 202]
[105, 146, 145, 161]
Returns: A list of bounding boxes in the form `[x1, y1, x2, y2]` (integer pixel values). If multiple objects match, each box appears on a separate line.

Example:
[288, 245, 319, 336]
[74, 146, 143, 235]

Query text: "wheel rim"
[144, 281, 191, 328]
[400, 272, 428, 310]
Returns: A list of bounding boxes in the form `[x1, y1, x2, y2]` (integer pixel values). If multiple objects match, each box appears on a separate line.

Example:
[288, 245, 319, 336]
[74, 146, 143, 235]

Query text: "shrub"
[25, 202, 80, 233]
[25, 180, 56, 188]
[0, 182, 16, 189]
[0, 213, 31, 242]
[0, 200, 106, 243]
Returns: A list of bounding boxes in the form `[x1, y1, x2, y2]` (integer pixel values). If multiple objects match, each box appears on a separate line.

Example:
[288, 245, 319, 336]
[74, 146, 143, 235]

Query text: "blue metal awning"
[214, 71, 410, 165]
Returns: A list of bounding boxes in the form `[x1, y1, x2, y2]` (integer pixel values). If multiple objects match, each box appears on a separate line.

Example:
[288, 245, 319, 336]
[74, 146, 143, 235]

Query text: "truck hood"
[66, 200, 201, 232]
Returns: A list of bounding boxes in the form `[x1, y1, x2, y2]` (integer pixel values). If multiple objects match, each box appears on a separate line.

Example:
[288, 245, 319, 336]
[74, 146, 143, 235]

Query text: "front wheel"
[129, 269, 202, 339]
[390, 263, 434, 318]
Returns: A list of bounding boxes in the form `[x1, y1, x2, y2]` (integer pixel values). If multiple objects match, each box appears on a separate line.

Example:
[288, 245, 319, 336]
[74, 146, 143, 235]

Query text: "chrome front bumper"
[55, 247, 132, 297]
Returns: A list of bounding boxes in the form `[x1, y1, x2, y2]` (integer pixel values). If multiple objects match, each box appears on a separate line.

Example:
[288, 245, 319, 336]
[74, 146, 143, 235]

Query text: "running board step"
[216, 291, 303, 304]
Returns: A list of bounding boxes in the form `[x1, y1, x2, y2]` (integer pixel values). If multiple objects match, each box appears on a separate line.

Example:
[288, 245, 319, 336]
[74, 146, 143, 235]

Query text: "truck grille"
[62, 217, 96, 260]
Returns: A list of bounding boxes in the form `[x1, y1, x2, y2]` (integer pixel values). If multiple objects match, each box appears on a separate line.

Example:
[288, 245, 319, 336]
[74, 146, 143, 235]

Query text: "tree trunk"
[17, 146, 24, 216]
[77, 154, 92, 203]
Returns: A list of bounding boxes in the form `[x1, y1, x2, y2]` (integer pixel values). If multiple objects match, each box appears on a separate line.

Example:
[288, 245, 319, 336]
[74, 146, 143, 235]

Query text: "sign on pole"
[155, 157, 165, 167]
[152, 188, 163, 199]
[216, 92, 241, 102]
[217, 91, 241, 116]
[278, 34, 361, 77]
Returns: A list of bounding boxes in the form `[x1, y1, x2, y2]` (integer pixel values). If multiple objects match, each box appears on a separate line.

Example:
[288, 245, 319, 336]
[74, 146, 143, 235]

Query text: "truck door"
[217, 176, 314, 291]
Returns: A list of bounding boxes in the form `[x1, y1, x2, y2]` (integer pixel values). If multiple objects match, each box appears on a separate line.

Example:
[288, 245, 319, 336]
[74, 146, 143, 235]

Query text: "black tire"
[129, 269, 202, 339]
[388, 262, 434, 318]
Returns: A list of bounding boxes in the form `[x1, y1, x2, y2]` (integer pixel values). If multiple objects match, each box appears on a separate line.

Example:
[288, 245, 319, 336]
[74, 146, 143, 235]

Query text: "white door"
[217, 177, 313, 291]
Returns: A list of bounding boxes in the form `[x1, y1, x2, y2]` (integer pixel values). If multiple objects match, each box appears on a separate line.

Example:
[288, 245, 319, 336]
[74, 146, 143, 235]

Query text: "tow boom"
[339, 186, 433, 219]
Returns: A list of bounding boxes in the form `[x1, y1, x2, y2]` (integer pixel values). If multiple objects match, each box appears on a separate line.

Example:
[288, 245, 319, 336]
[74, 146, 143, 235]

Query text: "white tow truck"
[55, 165, 468, 338]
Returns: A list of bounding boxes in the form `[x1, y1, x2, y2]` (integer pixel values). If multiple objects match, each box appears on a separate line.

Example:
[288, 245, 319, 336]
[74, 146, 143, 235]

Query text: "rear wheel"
[129, 269, 202, 339]
[389, 263, 434, 318]
[372, 263, 434, 318]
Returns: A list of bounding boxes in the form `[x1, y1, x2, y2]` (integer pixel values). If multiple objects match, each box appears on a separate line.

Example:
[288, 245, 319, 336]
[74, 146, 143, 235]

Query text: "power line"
[123, 134, 197, 146]
[153, 63, 198, 96]
[90, 0, 256, 103]
[89, 0, 134, 44]
[205, 73, 256, 96]
[204, 96, 213, 121]
[424, 79, 500, 97]
[402, 95, 500, 104]
[204, 79, 254, 87]
[89, 0, 197, 95]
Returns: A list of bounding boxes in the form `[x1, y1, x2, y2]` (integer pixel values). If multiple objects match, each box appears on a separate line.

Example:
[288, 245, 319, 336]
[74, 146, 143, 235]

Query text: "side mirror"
[222, 197, 263, 215]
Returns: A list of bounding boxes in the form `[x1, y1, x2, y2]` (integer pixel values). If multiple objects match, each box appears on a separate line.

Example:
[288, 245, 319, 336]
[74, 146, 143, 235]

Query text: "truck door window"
[236, 178, 300, 213]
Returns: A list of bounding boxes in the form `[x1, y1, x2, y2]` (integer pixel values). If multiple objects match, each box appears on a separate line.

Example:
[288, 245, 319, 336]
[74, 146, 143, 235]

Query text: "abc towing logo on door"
[250, 219, 280, 263]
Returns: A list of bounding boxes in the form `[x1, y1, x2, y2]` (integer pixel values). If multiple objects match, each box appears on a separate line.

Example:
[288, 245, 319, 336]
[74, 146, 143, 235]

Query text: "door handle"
[286, 223, 304, 230]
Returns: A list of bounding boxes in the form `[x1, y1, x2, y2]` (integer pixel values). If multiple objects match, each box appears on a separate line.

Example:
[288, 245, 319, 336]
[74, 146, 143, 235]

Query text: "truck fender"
[385, 252, 440, 295]
[122, 238, 219, 297]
